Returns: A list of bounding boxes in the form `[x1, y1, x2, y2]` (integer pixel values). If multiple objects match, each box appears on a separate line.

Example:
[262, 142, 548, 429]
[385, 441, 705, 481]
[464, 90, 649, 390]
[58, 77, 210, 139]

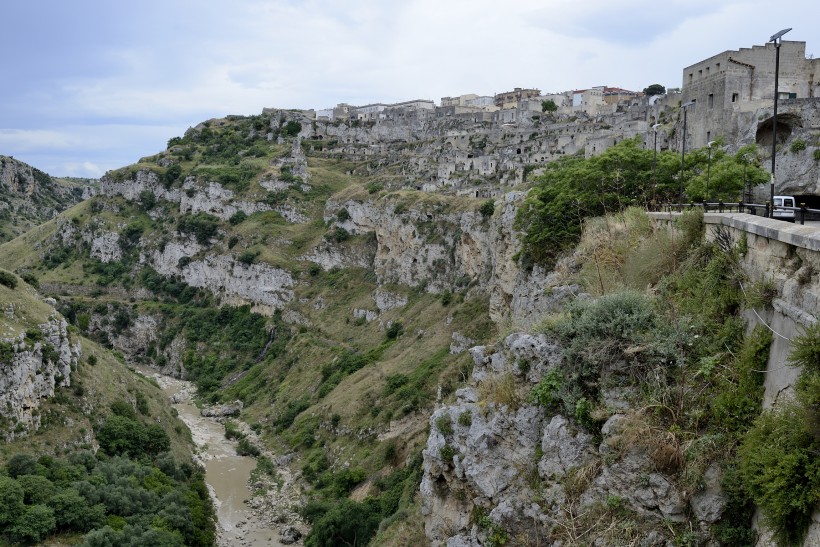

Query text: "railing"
[655, 201, 820, 225]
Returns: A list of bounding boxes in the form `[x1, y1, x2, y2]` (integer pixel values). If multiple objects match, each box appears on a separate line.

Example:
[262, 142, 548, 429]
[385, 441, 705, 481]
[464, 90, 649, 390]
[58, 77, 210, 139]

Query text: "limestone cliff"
[420, 333, 707, 546]
[0, 297, 80, 438]
[0, 155, 89, 242]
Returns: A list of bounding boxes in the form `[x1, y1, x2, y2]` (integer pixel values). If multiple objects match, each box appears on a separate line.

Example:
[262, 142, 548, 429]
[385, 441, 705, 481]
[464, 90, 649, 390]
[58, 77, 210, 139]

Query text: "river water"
[140, 369, 287, 546]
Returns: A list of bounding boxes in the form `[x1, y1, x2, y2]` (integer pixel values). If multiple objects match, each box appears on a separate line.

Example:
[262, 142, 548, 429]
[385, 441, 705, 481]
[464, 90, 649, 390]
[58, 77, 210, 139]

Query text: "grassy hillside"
[0, 113, 498, 545]
[0, 271, 214, 545]
[0, 156, 90, 243]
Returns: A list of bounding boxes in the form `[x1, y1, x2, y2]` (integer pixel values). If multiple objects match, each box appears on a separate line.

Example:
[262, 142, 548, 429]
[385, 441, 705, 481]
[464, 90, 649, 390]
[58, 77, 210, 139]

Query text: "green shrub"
[0, 270, 17, 289]
[10, 504, 55, 544]
[237, 438, 260, 457]
[366, 182, 383, 194]
[435, 414, 453, 436]
[738, 402, 820, 544]
[813, 149, 820, 161]
[0, 476, 24, 526]
[458, 411, 472, 427]
[530, 369, 563, 410]
[0, 341, 14, 365]
[788, 322, 820, 374]
[439, 443, 457, 463]
[479, 200, 495, 218]
[336, 208, 351, 222]
[229, 211, 248, 225]
[385, 322, 404, 340]
[177, 212, 220, 245]
[303, 498, 381, 547]
[790, 139, 807, 153]
[282, 121, 302, 137]
[712, 326, 771, 432]
[19, 272, 38, 288]
[237, 250, 259, 265]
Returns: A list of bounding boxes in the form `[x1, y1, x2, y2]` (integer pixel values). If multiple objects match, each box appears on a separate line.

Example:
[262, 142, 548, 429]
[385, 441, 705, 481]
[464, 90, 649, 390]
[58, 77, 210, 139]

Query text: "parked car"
[773, 195, 796, 222]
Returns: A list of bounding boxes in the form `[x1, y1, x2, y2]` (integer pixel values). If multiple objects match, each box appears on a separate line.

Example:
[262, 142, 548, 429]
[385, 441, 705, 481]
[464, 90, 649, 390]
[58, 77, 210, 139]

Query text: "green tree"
[304, 499, 382, 547]
[643, 83, 666, 96]
[17, 475, 56, 505]
[0, 476, 24, 526]
[10, 504, 56, 544]
[541, 99, 558, 113]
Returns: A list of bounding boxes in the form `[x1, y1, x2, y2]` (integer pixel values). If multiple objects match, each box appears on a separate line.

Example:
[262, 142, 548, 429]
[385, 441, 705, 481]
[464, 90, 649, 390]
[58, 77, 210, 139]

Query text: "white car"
[773, 195, 796, 222]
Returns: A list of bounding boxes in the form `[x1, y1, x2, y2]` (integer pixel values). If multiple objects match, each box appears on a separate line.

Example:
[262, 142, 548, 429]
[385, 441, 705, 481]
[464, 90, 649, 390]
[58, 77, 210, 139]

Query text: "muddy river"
[140, 369, 292, 546]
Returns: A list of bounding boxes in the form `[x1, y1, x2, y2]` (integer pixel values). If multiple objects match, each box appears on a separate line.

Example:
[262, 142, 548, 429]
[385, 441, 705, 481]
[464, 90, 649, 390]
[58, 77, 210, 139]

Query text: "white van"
[773, 195, 796, 222]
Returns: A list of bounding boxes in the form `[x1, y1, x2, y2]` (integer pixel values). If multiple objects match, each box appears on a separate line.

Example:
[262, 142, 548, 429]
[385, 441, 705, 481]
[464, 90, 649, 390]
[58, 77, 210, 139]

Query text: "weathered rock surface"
[421, 331, 703, 546]
[0, 317, 80, 437]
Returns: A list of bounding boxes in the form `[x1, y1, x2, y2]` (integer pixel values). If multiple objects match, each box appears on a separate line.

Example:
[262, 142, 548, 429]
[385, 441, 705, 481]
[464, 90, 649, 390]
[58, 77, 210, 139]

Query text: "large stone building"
[679, 40, 820, 149]
[494, 88, 541, 109]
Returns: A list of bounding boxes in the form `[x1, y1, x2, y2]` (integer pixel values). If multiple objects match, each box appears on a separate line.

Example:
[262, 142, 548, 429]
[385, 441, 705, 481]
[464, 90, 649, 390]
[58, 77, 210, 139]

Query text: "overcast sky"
[1, 0, 815, 178]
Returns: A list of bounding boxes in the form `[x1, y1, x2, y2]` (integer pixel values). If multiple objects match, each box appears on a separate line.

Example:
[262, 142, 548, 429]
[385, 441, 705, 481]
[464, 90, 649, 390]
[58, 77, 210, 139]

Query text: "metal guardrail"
[657, 201, 820, 225]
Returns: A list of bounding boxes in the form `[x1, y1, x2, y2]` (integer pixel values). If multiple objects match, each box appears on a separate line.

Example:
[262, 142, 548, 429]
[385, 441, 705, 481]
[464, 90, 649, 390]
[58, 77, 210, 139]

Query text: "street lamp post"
[652, 123, 661, 203]
[769, 27, 792, 217]
[706, 140, 715, 202]
[679, 101, 696, 208]
[743, 153, 751, 203]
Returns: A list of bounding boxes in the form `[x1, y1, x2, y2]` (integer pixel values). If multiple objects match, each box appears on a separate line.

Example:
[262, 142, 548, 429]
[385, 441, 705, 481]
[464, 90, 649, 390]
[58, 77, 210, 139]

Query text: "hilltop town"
[252, 39, 819, 204]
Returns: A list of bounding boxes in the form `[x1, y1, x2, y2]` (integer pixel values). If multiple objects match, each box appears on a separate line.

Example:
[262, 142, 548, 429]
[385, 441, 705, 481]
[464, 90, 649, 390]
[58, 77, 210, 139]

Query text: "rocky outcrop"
[420, 332, 705, 546]
[101, 171, 275, 222]
[0, 155, 86, 240]
[148, 241, 295, 313]
[0, 317, 80, 438]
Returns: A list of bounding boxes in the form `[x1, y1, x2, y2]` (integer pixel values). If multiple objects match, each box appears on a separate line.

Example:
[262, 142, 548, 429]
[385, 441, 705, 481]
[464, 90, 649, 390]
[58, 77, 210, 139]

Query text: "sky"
[1, 0, 816, 178]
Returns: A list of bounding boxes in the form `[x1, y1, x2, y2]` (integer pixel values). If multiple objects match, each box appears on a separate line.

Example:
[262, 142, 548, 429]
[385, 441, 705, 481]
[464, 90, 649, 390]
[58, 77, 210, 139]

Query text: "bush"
[177, 212, 220, 245]
[19, 272, 38, 288]
[10, 504, 55, 544]
[303, 499, 381, 547]
[738, 402, 820, 544]
[229, 211, 248, 225]
[385, 322, 404, 340]
[0, 476, 24, 526]
[790, 139, 807, 153]
[712, 326, 771, 432]
[0, 270, 17, 289]
[814, 149, 820, 162]
[282, 121, 302, 137]
[237, 250, 259, 265]
[435, 414, 453, 436]
[479, 200, 495, 218]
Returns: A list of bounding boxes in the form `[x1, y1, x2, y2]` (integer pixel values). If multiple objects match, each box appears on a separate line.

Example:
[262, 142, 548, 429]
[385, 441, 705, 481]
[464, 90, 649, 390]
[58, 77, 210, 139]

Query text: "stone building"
[494, 88, 541, 109]
[679, 40, 820, 149]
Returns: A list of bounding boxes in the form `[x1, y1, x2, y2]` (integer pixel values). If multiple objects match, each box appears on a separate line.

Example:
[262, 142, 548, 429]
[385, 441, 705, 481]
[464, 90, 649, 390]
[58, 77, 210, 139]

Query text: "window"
[707, 131, 711, 141]
[716, 62, 721, 70]
[708, 94, 714, 108]
[731, 93, 739, 102]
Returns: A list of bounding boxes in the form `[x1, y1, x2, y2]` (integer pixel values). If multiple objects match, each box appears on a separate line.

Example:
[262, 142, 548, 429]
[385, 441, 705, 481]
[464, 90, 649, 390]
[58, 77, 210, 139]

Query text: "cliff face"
[0, 155, 88, 242]
[420, 333, 707, 546]
[0, 302, 80, 438]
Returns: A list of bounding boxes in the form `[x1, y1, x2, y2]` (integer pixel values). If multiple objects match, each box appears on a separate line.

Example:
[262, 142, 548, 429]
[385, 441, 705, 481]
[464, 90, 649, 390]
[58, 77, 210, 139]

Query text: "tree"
[643, 84, 666, 96]
[10, 504, 56, 544]
[0, 476, 24, 526]
[541, 99, 558, 113]
[17, 475, 56, 505]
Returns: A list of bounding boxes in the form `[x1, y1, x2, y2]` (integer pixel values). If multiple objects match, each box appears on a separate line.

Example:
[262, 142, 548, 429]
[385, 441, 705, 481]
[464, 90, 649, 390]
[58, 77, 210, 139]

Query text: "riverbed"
[139, 369, 299, 546]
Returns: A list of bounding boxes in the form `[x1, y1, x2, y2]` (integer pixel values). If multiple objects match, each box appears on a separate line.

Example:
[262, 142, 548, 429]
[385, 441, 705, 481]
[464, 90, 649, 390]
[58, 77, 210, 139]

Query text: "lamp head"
[681, 100, 696, 108]
[707, 140, 716, 148]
